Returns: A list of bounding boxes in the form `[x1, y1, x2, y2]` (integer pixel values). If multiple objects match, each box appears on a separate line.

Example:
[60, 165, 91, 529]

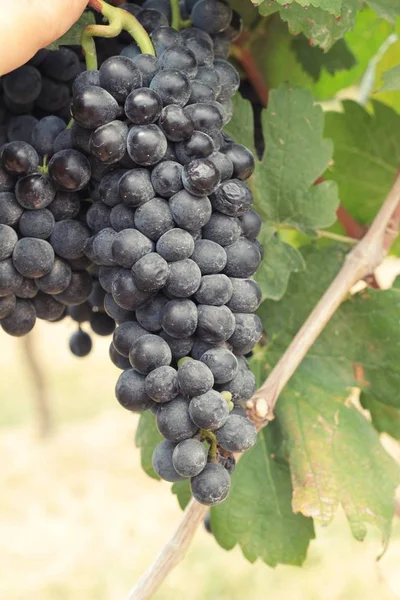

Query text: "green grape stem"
[200, 430, 218, 460]
[82, 0, 155, 70]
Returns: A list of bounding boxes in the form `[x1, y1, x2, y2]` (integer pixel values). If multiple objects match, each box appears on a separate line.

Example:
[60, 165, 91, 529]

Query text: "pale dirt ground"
[1, 260, 400, 600]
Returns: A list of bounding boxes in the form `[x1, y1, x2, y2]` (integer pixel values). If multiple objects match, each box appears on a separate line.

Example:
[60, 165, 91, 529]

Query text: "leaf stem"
[316, 230, 358, 245]
[83, 0, 155, 66]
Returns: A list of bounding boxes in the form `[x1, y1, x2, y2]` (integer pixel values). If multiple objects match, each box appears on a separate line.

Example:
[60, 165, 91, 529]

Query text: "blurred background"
[1, 304, 400, 600]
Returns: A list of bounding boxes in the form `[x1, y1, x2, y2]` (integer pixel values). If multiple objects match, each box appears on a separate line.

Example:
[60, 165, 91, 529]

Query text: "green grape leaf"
[292, 36, 356, 81]
[324, 100, 400, 226]
[253, 85, 339, 234]
[254, 0, 343, 15]
[46, 12, 95, 50]
[135, 411, 163, 480]
[361, 393, 400, 440]
[379, 64, 400, 91]
[256, 244, 400, 541]
[211, 422, 315, 566]
[366, 0, 400, 22]
[258, 0, 362, 51]
[255, 228, 306, 300]
[224, 93, 256, 157]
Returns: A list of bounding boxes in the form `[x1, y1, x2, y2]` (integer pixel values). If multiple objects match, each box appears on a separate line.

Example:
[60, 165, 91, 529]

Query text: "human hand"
[0, 0, 88, 75]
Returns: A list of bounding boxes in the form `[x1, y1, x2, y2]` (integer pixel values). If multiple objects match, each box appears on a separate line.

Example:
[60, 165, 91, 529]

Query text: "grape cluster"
[0, 0, 263, 505]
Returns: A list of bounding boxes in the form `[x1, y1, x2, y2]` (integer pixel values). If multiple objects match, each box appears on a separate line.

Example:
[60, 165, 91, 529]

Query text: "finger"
[0, 0, 88, 75]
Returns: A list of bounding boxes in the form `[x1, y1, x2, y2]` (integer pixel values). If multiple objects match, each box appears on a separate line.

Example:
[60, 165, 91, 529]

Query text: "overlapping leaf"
[324, 100, 400, 225]
[256, 244, 400, 540]
[47, 12, 95, 50]
[225, 88, 338, 299]
[135, 412, 163, 480]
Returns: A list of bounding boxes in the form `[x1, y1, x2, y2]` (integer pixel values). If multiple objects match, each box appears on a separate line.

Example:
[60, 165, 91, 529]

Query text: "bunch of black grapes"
[0, 0, 264, 506]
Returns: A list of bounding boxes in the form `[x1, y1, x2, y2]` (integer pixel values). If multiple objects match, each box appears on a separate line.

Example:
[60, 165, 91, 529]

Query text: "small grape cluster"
[0, 0, 263, 505]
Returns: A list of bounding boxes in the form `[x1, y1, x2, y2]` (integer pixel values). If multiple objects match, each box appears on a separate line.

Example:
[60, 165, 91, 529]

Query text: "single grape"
[134, 197, 174, 241]
[224, 238, 262, 278]
[210, 179, 252, 217]
[187, 80, 215, 104]
[40, 47, 80, 81]
[18, 209, 55, 239]
[71, 86, 119, 129]
[15, 173, 56, 210]
[86, 202, 112, 233]
[109, 204, 135, 232]
[0, 294, 16, 319]
[182, 158, 221, 196]
[89, 121, 128, 164]
[35, 77, 69, 112]
[0, 224, 18, 260]
[112, 268, 153, 310]
[240, 209, 262, 241]
[162, 298, 198, 338]
[152, 440, 184, 482]
[72, 70, 100, 95]
[2, 141, 39, 175]
[169, 190, 211, 231]
[90, 312, 115, 336]
[190, 338, 221, 361]
[160, 331, 194, 359]
[109, 342, 131, 370]
[211, 33, 230, 60]
[189, 389, 229, 429]
[145, 365, 179, 403]
[120, 43, 141, 60]
[0, 168, 16, 193]
[151, 26, 182, 55]
[156, 396, 198, 442]
[99, 170, 126, 207]
[195, 66, 221, 96]
[98, 265, 120, 293]
[172, 439, 207, 477]
[184, 36, 214, 68]
[53, 129, 73, 154]
[197, 304, 235, 343]
[31, 116, 66, 157]
[112, 229, 154, 268]
[99, 56, 143, 102]
[156, 228, 194, 262]
[69, 329, 93, 357]
[129, 333, 172, 374]
[215, 414, 257, 452]
[151, 160, 183, 198]
[0, 298, 36, 336]
[138, 8, 169, 33]
[165, 258, 201, 298]
[132, 53, 160, 86]
[158, 105, 194, 142]
[177, 359, 214, 397]
[216, 365, 256, 404]
[202, 213, 241, 246]
[190, 239, 227, 274]
[115, 368, 155, 412]
[36, 257, 72, 295]
[226, 278, 261, 313]
[33, 291, 65, 321]
[54, 271, 93, 306]
[183, 103, 223, 136]
[125, 87, 163, 125]
[48, 150, 91, 192]
[14, 277, 37, 299]
[132, 253, 169, 293]
[48, 192, 80, 221]
[194, 274, 233, 305]
[222, 143, 255, 180]
[175, 131, 214, 164]
[67, 302, 92, 324]
[190, 0, 232, 33]
[160, 45, 198, 78]
[7, 115, 38, 144]
[50, 219, 90, 260]
[214, 59, 240, 102]
[190, 463, 230, 506]
[126, 124, 167, 166]
[113, 320, 147, 357]
[12, 238, 54, 278]
[3, 65, 42, 104]
[150, 69, 191, 107]
[135, 293, 167, 331]
[200, 347, 238, 383]
[118, 168, 155, 207]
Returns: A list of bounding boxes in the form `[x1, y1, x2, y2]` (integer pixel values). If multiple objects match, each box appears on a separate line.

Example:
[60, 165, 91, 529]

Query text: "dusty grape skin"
[190, 463, 231, 506]
[115, 368, 155, 412]
[156, 396, 198, 442]
[152, 440, 184, 482]
[145, 365, 179, 403]
[172, 439, 208, 478]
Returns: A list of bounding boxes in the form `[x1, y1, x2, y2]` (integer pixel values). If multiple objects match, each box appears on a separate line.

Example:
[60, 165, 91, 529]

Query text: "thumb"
[0, 0, 88, 75]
